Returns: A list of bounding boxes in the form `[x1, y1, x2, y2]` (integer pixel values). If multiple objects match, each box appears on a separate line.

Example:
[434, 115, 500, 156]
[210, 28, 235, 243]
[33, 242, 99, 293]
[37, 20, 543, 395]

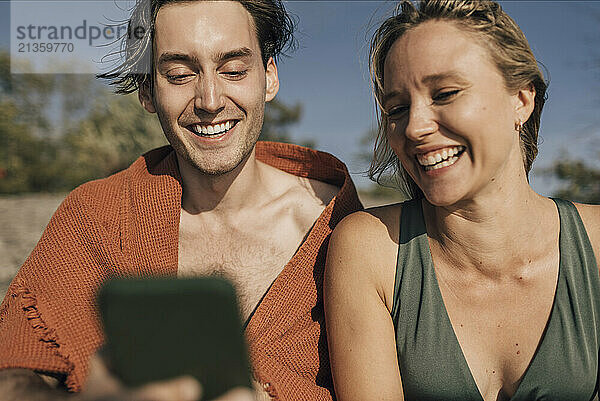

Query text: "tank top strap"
[391, 198, 435, 338]
[550, 198, 600, 334]
[551, 198, 598, 282]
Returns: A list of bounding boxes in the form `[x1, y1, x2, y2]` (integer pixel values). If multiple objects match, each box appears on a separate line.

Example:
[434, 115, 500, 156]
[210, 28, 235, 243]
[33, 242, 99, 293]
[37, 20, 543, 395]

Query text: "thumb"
[210, 387, 255, 401]
[134, 375, 203, 401]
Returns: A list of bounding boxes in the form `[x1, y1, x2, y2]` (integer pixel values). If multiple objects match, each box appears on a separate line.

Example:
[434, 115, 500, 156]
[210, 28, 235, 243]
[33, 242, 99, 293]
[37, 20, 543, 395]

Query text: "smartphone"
[98, 277, 252, 400]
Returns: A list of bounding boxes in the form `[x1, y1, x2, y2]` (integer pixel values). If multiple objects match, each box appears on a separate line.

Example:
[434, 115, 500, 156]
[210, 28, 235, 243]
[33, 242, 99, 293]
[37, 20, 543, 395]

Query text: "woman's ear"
[138, 82, 156, 113]
[264, 57, 280, 102]
[515, 84, 536, 124]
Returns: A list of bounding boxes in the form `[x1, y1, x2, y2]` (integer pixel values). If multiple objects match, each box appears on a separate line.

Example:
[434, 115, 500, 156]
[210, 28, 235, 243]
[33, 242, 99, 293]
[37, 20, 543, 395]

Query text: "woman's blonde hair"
[369, 0, 547, 198]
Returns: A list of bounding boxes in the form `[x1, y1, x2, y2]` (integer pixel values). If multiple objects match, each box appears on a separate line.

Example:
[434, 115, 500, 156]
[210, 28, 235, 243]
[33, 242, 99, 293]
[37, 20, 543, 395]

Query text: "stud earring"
[515, 120, 524, 133]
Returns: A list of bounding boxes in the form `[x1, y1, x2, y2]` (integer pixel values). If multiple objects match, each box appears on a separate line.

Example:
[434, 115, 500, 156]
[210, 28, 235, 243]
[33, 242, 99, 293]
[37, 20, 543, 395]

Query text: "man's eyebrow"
[157, 52, 200, 66]
[214, 47, 254, 63]
[156, 48, 254, 67]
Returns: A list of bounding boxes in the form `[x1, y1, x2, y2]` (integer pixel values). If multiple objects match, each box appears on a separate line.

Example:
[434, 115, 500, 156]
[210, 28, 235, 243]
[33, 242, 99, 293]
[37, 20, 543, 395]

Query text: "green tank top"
[392, 198, 599, 400]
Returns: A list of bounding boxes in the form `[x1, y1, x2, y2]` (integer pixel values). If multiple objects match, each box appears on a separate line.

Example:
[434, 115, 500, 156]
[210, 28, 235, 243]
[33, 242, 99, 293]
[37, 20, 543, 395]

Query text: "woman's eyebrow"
[382, 90, 405, 107]
[383, 71, 470, 103]
[422, 71, 470, 86]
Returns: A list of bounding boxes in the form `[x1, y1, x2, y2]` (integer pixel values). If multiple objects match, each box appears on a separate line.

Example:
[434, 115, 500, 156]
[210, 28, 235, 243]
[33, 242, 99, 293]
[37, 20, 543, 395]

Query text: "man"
[0, 0, 362, 400]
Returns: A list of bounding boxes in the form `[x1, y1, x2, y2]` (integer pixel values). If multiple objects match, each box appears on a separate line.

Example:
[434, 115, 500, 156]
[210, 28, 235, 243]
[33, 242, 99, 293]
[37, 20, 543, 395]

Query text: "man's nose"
[404, 103, 437, 142]
[194, 76, 225, 113]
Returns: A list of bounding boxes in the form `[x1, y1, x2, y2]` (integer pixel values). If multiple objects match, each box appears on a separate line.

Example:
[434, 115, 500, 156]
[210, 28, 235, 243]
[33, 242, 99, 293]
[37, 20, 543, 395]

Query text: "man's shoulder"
[255, 141, 361, 207]
[255, 142, 350, 184]
[64, 145, 176, 216]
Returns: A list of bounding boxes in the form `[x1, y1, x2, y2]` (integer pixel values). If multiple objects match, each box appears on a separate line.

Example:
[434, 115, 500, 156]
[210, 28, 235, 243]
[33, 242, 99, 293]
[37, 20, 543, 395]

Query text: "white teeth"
[416, 146, 465, 167]
[191, 121, 235, 137]
[424, 156, 458, 171]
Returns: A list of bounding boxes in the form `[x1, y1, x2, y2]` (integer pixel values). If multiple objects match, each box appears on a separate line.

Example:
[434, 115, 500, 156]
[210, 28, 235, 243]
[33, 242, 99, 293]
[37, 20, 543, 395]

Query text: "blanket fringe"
[12, 278, 76, 389]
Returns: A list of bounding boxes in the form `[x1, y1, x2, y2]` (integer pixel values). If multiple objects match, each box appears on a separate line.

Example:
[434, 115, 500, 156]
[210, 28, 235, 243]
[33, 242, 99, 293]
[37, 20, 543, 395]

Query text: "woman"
[324, 1, 600, 400]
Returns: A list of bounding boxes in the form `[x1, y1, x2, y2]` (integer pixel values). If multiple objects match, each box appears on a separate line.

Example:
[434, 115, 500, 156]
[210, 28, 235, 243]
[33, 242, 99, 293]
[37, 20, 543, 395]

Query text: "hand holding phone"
[98, 277, 253, 400]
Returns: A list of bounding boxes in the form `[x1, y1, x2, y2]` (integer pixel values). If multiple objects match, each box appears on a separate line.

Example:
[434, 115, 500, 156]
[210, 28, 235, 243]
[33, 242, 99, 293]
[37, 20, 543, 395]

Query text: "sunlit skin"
[325, 19, 600, 401]
[139, 1, 279, 178]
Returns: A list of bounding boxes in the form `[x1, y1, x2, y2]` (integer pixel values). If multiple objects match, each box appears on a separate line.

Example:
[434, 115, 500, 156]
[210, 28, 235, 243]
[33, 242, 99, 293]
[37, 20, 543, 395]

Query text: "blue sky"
[1, 1, 599, 193]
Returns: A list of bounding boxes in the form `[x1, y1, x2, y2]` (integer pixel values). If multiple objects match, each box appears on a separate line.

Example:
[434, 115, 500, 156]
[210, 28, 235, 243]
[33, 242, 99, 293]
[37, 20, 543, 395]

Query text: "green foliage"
[358, 184, 407, 205]
[261, 100, 302, 142]
[0, 101, 53, 193]
[0, 50, 309, 194]
[0, 54, 68, 193]
[261, 99, 314, 148]
[545, 158, 600, 204]
[356, 127, 378, 165]
[355, 127, 407, 200]
[60, 93, 166, 187]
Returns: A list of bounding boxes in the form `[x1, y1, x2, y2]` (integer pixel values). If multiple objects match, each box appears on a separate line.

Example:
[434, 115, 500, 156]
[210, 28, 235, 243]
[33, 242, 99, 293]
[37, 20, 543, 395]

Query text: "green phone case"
[98, 277, 252, 400]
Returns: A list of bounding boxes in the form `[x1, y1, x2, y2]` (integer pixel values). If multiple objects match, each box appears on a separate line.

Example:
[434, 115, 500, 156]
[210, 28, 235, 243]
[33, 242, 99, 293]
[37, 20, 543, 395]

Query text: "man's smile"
[188, 120, 239, 138]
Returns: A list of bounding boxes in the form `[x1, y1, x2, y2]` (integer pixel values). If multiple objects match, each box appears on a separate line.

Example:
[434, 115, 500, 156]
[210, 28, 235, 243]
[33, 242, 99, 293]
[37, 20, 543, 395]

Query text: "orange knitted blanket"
[0, 141, 362, 400]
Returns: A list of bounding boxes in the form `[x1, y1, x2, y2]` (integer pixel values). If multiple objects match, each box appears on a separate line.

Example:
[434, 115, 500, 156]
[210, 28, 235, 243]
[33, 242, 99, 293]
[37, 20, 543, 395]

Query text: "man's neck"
[177, 148, 269, 215]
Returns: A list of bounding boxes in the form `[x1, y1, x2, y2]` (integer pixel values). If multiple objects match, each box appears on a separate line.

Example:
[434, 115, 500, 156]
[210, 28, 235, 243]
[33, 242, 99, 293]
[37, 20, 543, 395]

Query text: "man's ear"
[264, 57, 279, 102]
[515, 84, 536, 124]
[138, 82, 156, 113]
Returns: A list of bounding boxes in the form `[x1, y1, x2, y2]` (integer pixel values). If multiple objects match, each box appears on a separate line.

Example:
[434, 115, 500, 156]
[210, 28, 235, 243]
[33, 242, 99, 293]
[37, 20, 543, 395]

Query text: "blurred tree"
[0, 101, 48, 193]
[60, 92, 166, 187]
[355, 127, 406, 201]
[261, 100, 314, 148]
[543, 158, 600, 204]
[0, 53, 65, 193]
[261, 100, 301, 142]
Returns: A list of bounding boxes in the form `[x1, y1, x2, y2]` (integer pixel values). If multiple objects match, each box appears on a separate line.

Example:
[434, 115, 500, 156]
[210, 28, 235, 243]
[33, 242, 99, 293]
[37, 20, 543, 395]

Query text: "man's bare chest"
[177, 224, 304, 321]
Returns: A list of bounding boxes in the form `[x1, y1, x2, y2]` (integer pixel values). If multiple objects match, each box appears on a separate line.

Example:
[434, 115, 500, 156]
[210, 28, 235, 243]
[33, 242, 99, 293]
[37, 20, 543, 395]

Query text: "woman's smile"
[415, 145, 466, 172]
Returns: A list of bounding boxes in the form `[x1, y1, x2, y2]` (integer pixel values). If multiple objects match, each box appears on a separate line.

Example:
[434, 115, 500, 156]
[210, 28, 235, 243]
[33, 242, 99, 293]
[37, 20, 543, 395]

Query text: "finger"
[251, 380, 271, 401]
[134, 375, 202, 401]
[84, 352, 123, 397]
[210, 387, 255, 401]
